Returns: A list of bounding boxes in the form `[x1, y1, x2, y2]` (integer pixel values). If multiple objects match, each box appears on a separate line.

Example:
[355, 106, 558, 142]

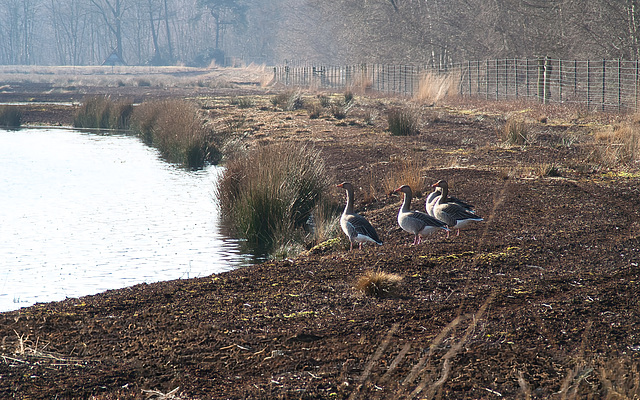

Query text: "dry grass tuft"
[388, 107, 419, 136]
[383, 158, 424, 197]
[414, 72, 459, 105]
[500, 118, 530, 146]
[598, 357, 640, 399]
[536, 163, 561, 178]
[591, 115, 640, 166]
[355, 270, 403, 298]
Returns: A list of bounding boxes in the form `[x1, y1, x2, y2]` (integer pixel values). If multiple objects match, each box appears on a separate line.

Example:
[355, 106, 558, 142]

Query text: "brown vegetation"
[1, 75, 639, 399]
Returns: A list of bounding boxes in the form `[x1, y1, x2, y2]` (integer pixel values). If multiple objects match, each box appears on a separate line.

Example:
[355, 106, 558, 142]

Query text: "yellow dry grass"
[355, 270, 403, 298]
[414, 71, 460, 105]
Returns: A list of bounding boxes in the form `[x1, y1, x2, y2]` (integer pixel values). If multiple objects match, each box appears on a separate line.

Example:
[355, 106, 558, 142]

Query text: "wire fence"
[274, 58, 640, 112]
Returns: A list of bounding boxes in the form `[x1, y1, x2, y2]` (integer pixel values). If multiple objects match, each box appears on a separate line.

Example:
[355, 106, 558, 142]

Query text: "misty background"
[1, 0, 639, 67]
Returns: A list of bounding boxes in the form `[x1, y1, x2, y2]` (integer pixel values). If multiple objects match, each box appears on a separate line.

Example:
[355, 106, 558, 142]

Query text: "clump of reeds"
[500, 118, 529, 146]
[307, 199, 341, 244]
[388, 108, 419, 136]
[329, 92, 354, 120]
[230, 96, 254, 109]
[318, 95, 332, 108]
[0, 106, 22, 128]
[131, 99, 217, 168]
[536, 163, 561, 177]
[414, 71, 459, 105]
[355, 270, 403, 298]
[592, 116, 640, 166]
[307, 102, 322, 119]
[271, 90, 304, 111]
[216, 143, 331, 256]
[73, 96, 133, 130]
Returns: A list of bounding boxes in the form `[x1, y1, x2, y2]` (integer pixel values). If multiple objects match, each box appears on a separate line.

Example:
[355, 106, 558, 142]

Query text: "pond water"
[0, 128, 251, 312]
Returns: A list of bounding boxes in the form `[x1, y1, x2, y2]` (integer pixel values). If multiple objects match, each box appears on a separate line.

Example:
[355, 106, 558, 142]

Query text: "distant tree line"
[0, 0, 639, 66]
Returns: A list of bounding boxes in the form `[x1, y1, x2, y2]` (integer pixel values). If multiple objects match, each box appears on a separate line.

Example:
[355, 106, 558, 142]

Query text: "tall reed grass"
[73, 96, 133, 130]
[0, 106, 22, 128]
[414, 72, 459, 105]
[131, 99, 218, 168]
[592, 115, 640, 166]
[382, 158, 424, 197]
[216, 143, 331, 256]
[500, 118, 530, 146]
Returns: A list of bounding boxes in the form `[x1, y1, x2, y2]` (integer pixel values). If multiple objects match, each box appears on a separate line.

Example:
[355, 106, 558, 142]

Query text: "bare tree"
[90, 0, 127, 61]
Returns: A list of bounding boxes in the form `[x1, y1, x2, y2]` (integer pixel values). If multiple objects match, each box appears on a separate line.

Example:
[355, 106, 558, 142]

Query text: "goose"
[394, 185, 449, 245]
[426, 186, 475, 217]
[431, 180, 483, 237]
[337, 182, 383, 251]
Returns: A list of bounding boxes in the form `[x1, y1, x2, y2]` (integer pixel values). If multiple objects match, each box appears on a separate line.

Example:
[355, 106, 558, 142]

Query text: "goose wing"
[409, 210, 448, 228]
[344, 213, 382, 244]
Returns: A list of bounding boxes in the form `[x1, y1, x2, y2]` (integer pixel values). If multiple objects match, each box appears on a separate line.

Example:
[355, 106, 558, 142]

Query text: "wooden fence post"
[602, 59, 606, 111]
[495, 59, 499, 100]
[587, 60, 591, 108]
[617, 59, 621, 111]
[537, 57, 544, 102]
[543, 57, 551, 104]
[513, 58, 518, 100]
[634, 60, 638, 112]
[477, 61, 480, 96]
[526, 58, 530, 97]
[558, 60, 562, 103]
[574, 60, 577, 97]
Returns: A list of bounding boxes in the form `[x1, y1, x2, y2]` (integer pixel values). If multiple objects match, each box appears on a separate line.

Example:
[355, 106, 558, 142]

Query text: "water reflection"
[0, 128, 251, 312]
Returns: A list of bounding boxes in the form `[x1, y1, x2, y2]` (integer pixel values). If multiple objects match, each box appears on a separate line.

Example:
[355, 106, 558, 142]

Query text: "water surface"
[0, 128, 249, 312]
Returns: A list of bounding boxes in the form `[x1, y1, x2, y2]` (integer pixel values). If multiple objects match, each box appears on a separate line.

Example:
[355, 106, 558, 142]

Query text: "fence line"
[273, 58, 640, 112]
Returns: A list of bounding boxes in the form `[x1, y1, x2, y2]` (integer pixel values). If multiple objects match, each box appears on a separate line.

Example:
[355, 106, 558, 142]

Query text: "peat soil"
[1, 81, 640, 399]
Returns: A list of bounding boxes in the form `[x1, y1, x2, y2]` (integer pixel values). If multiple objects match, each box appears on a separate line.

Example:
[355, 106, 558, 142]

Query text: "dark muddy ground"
[1, 78, 639, 399]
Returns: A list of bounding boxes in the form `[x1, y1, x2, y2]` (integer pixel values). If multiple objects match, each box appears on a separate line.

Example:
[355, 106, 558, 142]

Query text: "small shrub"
[318, 95, 331, 108]
[501, 118, 529, 145]
[136, 78, 151, 87]
[387, 108, 419, 136]
[362, 109, 378, 126]
[307, 103, 322, 119]
[536, 163, 561, 177]
[216, 143, 331, 256]
[0, 106, 22, 128]
[330, 102, 348, 119]
[271, 90, 304, 111]
[355, 270, 403, 298]
[230, 96, 254, 109]
[344, 91, 354, 105]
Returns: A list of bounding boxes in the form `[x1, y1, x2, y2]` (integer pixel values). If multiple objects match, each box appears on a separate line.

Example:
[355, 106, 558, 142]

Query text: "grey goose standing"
[426, 185, 475, 217]
[394, 185, 449, 245]
[431, 180, 483, 237]
[337, 182, 383, 251]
